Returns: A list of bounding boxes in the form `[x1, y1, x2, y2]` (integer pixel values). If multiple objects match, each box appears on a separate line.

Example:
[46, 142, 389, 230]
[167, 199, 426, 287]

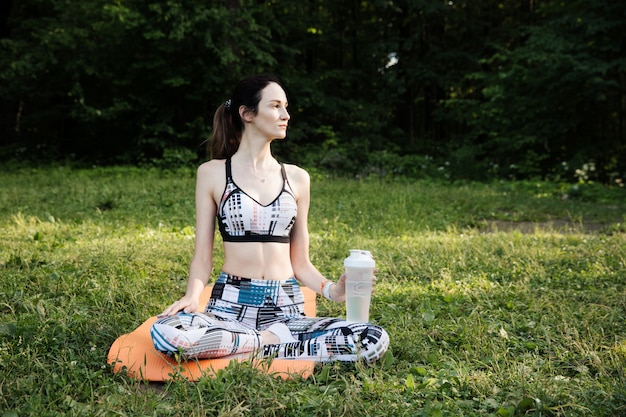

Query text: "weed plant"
[0, 166, 625, 416]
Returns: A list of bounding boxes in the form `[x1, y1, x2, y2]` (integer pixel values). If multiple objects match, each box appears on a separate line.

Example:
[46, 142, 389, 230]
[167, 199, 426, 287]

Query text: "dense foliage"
[1, 0, 624, 182]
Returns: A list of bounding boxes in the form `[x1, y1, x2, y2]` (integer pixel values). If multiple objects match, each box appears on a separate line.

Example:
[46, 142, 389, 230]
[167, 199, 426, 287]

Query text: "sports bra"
[217, 159, 297, 243]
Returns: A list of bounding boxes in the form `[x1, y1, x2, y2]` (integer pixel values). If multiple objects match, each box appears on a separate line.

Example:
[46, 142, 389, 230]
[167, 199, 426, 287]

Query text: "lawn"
[1, 166, 625, 416]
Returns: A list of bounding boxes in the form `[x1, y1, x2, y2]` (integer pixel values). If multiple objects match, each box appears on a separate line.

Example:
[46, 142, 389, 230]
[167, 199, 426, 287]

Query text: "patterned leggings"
[151, 272, 389, 363]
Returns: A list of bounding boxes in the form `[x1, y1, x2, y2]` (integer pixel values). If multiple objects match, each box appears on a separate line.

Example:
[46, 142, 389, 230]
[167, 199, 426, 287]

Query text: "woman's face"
[244, 82, 290, 140]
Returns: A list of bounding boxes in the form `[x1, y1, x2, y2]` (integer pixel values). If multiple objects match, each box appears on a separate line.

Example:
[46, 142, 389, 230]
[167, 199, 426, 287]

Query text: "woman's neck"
[233, 138, 275, 170]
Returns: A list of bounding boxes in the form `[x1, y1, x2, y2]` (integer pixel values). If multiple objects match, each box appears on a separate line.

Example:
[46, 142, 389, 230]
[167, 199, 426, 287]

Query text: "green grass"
[1, 166, 625, 416]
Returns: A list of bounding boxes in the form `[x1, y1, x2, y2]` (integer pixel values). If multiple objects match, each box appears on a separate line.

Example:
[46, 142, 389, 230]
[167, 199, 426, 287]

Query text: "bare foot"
[259, 329, 280, 345]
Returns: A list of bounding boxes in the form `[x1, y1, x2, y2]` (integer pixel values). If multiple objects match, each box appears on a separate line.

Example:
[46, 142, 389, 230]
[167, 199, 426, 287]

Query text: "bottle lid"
[344, 249, 375, 268]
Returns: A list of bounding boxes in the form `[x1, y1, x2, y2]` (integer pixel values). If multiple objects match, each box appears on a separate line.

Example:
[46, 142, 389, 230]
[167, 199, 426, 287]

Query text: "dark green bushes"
[1, 0, 624, 183]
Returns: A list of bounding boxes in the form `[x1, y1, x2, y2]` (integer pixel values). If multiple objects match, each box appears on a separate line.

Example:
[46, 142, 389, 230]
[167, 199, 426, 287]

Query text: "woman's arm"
[159, 161, 219, 316]
[288, 166, 346, 302]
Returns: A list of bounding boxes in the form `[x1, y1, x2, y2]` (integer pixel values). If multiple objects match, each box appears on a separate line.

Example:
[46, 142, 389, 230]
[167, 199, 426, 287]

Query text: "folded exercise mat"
[108, 285, 317, 381]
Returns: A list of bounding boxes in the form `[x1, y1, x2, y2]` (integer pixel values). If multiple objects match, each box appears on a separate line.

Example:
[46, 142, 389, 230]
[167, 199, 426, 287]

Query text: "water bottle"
[344, 250, 375, 323]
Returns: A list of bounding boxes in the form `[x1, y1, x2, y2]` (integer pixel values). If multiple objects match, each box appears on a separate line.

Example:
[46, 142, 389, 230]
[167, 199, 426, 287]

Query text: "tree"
[1, 0, 624, 182]
[440, 0, 626, 180]
[0, 0, 280, 163]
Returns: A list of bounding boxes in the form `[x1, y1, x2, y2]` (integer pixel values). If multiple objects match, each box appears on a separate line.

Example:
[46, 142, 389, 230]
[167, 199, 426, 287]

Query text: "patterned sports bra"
[217, 159, 297, 243]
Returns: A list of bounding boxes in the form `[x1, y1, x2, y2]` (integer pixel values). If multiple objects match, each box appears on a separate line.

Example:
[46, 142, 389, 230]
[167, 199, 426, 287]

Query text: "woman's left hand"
[329, 271, 377, 303]
[329, 273, 347, 302]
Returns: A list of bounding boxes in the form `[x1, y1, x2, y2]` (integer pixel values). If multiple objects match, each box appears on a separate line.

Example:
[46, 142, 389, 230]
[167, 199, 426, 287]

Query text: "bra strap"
[279, 162, 295, 194]
[225, 158, 233, 181]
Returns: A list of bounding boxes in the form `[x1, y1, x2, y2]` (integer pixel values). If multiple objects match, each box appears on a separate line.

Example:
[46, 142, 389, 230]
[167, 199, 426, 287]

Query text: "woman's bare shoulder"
[196, 159, 227, 197]
[283, 164, 310, 201]
[197, 159, 226, 176]
[283, 163, 310, 184]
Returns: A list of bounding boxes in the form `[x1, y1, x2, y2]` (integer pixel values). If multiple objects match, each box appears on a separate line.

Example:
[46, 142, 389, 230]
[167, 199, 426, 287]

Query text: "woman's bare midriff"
[221, 241, 295, 280]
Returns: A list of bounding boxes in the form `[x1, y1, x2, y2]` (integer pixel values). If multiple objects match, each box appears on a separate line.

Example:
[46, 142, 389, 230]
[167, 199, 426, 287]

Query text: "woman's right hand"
[158, 296, 199, 317]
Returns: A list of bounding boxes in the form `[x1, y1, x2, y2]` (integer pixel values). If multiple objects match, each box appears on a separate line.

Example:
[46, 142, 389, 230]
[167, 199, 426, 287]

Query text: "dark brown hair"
[208, 74, 284, 159]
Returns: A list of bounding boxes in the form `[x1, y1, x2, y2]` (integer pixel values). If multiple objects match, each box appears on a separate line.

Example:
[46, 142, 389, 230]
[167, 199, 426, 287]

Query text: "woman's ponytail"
[208, 102, 241, 159]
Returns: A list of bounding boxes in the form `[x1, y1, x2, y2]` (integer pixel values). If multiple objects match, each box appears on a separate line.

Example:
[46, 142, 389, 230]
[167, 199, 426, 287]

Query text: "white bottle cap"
[344, 249, 375, 269]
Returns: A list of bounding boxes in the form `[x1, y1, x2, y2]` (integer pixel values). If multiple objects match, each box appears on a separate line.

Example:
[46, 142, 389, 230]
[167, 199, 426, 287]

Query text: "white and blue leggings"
[151, 272, 389, 363]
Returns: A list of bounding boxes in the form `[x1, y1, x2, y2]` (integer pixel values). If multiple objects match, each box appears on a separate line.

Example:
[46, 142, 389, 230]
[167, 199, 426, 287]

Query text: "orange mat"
[108, 286, 317, 381]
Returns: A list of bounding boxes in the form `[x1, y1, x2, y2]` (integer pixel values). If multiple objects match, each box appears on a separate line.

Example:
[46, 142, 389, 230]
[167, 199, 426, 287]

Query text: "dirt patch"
[480, 220, 608, 234]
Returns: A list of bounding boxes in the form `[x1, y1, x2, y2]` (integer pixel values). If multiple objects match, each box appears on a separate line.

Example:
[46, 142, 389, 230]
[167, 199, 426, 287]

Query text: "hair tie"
[224, 99, 231, 111]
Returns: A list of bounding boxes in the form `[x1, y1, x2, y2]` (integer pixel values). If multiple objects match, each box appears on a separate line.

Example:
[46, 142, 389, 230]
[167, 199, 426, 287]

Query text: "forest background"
[1, 0, 625, 183]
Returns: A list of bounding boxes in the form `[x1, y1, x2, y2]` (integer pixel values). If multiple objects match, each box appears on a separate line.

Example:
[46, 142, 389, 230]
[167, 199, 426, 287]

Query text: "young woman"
[151, 74, 389, 362]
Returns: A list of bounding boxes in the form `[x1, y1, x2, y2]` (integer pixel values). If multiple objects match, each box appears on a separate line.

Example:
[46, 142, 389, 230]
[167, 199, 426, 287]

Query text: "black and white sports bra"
[217, 159, 297, 243]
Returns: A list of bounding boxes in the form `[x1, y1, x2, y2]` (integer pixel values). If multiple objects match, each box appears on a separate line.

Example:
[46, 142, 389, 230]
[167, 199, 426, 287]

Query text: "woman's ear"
[239, 106, 254, 123]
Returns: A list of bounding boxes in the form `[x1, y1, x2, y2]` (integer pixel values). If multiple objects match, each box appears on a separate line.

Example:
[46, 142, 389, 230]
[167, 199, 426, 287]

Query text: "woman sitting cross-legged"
[151, 74, 389, 363]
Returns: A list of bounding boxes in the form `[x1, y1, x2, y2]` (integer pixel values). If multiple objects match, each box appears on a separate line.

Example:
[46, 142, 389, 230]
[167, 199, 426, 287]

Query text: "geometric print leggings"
[151, 272, 390, 363]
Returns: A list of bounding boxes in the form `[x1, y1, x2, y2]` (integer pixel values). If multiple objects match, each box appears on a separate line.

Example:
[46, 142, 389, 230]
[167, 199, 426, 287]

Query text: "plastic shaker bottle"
[344, 250, 375, 323]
